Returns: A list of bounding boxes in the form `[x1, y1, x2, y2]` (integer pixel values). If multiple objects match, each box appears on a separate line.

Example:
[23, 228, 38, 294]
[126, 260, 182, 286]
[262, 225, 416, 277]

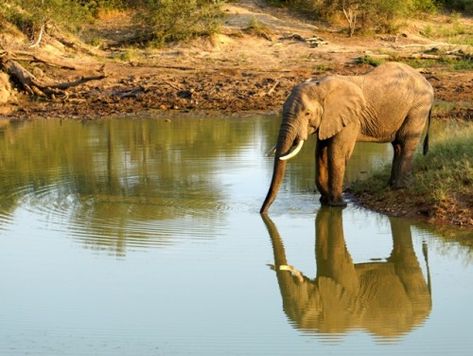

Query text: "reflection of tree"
[0, 118, 256, 252]
[415, 223, 473, 264]
[263, 208, 432, 339]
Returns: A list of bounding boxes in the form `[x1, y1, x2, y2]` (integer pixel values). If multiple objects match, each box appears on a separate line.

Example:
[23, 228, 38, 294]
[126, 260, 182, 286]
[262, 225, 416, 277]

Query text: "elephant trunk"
[260, 123, 297, 214]
[260, 157, 287, 214]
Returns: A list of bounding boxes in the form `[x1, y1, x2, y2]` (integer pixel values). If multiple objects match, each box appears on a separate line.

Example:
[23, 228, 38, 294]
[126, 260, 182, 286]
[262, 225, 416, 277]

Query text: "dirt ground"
[1, 0, 472, 120]
[350, 188, 473, 229]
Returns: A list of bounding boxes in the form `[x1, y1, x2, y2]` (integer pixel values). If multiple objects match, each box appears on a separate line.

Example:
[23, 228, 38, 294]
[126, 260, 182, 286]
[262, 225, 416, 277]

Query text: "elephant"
[262, 208, 432, 338]
[260, 62, 434, 213]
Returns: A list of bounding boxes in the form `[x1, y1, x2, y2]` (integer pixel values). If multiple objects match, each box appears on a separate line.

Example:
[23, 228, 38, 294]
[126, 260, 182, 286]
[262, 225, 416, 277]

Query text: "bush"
[136, 0, 224, 45]
[1, 0, 225, 44]
[266, 0, 438, 34]
[437, 0, 473, 14]
[333, 0, 437, 34]
[265, 0, 324, 17]
[1, 0, 95, 34]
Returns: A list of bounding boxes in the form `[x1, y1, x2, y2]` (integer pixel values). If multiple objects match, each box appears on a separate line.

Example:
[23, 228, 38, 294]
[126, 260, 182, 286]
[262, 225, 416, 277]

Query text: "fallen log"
[12, 51, 79, 70]
[0, 54, 106, 98]
[111, 86, 145, 98]
[50, 73, 106, 90]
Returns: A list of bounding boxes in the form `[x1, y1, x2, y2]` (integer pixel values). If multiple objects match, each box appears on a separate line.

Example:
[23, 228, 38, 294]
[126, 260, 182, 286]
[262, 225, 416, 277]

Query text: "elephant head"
[260, 78, 366, 214]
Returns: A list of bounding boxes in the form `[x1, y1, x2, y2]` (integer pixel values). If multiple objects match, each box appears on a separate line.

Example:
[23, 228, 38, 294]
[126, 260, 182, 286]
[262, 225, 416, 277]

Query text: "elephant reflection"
[263, 208, 432, 339]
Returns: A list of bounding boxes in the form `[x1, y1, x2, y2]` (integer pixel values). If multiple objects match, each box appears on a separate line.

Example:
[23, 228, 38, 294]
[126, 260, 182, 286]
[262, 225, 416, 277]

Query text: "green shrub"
[402, 56, 473, 71]
[1, 0, 95, 33]
[136, 0, 224, 45]
[341, 0, 437, 34]
[355, 55, 384, 66]
[266, 0, 438, 34]
[1, 0, 225, 43]
[352, 121, 473, 206]
[437, 0, 473, 14]
[244, 16, 273, 39]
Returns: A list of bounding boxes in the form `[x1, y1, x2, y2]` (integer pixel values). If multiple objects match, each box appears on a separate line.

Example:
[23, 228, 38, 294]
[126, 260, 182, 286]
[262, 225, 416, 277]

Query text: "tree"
[341, 0, 359, 37]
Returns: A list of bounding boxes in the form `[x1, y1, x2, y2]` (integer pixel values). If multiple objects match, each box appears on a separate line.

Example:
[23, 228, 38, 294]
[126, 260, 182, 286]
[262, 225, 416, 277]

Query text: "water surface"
[0, 116, 472, 355]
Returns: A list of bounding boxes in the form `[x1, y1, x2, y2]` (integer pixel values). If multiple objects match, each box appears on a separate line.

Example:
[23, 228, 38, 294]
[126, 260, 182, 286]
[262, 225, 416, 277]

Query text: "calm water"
[0, 115, 472, 355]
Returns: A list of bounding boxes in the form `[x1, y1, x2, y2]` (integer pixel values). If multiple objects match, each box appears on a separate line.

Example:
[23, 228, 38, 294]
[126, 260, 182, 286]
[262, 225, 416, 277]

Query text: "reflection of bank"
[263, 208, 432, 339]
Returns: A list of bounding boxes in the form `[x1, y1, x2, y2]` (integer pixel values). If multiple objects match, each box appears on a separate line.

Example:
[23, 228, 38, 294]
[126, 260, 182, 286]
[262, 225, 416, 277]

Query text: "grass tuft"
[351, 121, 473, 225]
[355, 55, 384, 67]
[244, 16, 273, 40]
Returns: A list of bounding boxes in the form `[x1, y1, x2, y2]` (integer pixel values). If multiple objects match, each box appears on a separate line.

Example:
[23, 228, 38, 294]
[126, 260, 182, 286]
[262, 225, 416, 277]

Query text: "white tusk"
[279, 264, 304, 283]
[279, 140, 304, 161]
[266, 144, 277, 157]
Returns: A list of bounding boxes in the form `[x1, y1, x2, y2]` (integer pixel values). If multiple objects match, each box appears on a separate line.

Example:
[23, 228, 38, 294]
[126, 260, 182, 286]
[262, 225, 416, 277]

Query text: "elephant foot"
[320, 195, 347, 208]
[389, 174, 412, 189]
[389, 179, 407, 190]
[328, 199, 348, 208]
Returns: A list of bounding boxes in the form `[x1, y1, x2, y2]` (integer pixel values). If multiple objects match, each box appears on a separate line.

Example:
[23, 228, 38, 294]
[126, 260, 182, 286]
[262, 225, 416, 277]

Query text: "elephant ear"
[318, 79, 366, 140]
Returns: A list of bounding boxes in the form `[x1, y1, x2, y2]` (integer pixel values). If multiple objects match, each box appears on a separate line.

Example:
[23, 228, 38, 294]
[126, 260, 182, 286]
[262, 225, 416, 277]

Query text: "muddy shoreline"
[349, 191, 473, 230]
[1, 67, 472, 230]
[2, 62, 472, 121]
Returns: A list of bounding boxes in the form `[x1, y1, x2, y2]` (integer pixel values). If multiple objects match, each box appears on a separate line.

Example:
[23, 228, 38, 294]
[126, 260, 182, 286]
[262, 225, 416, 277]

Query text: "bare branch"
[29, 24, 46, 48]
[50, 74, 106, 90]
[0, 55, 106, 98]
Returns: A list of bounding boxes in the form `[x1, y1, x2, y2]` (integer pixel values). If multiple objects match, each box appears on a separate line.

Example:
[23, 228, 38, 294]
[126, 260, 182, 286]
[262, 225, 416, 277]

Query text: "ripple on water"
[0, 172, 230, 251]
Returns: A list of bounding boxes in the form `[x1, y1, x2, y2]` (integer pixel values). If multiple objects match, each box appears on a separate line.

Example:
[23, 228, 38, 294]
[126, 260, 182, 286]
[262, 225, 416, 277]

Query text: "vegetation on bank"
[0, 0, 224, 45]
[268, 0, 472, 36]
[356, 52, 473, 72]
[351, 121, 473, 227]
[1, 0, 473, 46]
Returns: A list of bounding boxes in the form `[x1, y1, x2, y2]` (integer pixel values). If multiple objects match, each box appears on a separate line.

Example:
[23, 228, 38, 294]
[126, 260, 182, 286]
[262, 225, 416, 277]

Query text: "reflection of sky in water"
[0, 116, 472, 355]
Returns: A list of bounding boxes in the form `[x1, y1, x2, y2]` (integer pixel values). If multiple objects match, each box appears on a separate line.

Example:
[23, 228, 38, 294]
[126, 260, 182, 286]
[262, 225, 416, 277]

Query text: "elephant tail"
[422, 108, 432, 156]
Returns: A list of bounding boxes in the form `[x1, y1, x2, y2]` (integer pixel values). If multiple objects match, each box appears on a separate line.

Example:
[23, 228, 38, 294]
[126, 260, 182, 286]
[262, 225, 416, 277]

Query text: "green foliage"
[264, 0, 324, 18]
[136, 0, 224, 45]
[352, 121, 473, 207]
[421, 16, 473, 46]
[244, 16, 273, 39]
[413, 122, 473, 200]
[266, 0, 438, 34]
[340, 0, 437, 34]
[412, 0, 438, 12]
[1, 0, 226, 44]
[0, 0, 95, 33]
[437, 0, 473, 14]
[402, 57, 473, 71]
[355, 55, 384, 66]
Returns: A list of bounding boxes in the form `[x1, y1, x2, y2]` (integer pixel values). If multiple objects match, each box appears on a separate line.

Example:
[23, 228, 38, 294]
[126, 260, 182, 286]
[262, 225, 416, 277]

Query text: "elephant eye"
[305, 112, 311, 116]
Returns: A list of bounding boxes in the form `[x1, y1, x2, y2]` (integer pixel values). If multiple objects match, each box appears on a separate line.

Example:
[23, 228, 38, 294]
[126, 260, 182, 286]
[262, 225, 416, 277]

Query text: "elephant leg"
[398, 139, 418, 185]
[389, 140, 402, 187]
[326, 129, 357, 207]
[316, 208, 359, 293]
[390, 137, 420, 188]
[316, 139, 330, 204]
[390, 109, 430, 188]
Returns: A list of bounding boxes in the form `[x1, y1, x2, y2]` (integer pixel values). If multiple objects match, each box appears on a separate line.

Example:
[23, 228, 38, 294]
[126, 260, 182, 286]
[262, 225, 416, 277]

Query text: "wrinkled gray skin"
[260, 62, 434, 213]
